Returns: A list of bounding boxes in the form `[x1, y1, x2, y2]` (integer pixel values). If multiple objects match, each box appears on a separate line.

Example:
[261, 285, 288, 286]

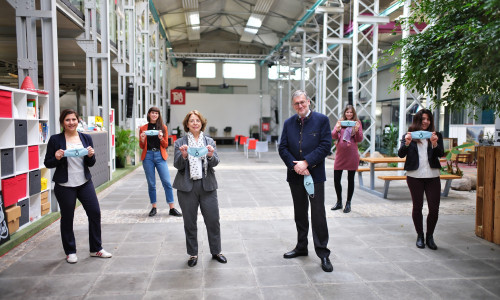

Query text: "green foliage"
[386, 0, 500, 118]
[357, 139, 370, 153]
[115, 127, 138, 168]
[382, 124, 399, 157]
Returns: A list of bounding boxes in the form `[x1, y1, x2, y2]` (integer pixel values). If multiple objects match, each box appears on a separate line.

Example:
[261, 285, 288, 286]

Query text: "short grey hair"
[291, 90, 309, 101]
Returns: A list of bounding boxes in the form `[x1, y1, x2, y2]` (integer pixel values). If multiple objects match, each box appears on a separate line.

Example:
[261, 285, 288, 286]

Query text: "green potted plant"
[115, 127, 138, 168]
[443, 143, 475, 176]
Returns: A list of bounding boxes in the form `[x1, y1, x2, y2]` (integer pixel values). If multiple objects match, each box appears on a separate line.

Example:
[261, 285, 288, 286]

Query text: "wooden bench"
[357, 167, 404, 187]
[377, 174, 462, 198]
[357, 167, 404, 172]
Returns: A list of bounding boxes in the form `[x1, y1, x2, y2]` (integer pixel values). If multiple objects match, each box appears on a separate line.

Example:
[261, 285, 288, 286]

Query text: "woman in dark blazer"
[173, 110, 226, 267]
[398, 109, 444, 250]
[44, 109, 111, 264]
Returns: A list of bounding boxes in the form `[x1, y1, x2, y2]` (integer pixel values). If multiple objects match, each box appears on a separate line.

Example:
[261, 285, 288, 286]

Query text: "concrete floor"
[0, 145, 499, 300]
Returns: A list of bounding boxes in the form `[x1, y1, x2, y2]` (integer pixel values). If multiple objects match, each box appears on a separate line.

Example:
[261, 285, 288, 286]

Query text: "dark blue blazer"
[44, 132, 96, 183]
[279, 111, 332, 184]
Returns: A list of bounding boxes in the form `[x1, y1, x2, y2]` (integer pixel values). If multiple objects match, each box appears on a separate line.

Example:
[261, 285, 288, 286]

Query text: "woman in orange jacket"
[139, 107, 182, 217]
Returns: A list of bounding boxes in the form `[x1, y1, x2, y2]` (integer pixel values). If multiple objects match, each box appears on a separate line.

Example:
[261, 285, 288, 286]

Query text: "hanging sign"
[170, 89, 186, 105]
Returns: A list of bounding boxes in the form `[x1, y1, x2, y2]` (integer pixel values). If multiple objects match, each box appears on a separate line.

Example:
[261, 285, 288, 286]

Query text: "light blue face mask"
[144, 130, 159, 136]
[304, 175, 314, 197]
[64, 148, 89, 157]
[187, 147, 208, 158]
[340, 120, 356, 127]
[411, 131, 432, 139]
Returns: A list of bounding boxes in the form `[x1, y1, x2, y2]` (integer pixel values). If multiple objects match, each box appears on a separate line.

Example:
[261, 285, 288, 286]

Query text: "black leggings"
[334, 170, 355, 202]
[406, 176, 441, 236]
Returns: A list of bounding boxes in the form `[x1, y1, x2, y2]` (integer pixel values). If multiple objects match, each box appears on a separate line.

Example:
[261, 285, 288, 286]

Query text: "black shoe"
[331, 201, 342, 210]
[188, 256, 197, 267]
[212, 254, 227, 263]
[343, 201, 351, 213]
[148, 207, 157, 217]
[283, 249, 308, 259]
[169, 208, 182, 217]
[426, 234, 438, 250]
[321, 257, 333, 272]
[416, 234, 425, 249]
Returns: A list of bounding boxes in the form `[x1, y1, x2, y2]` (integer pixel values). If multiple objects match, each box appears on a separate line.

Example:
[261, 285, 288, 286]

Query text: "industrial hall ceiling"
[0, 0, 402, 91]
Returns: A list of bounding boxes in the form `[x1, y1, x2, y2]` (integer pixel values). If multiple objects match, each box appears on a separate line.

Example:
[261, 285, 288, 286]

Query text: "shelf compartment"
[14, 120, 27, 146]
[15, 146, 29, 175]
[27, 120, 39, 145]
[0, 119, 15, 148]
[29, 194, 41, 222]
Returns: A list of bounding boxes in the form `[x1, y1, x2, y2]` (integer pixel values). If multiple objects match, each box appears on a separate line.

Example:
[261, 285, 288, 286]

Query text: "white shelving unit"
[0, 86, 52, 232]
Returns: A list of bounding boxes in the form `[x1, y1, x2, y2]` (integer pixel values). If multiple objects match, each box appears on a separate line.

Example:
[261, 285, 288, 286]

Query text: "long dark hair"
[408, 108, 435, 132]
[59, 108, 79, 132]
[340, 105, 359, 121]
[147, 107, 165, 135]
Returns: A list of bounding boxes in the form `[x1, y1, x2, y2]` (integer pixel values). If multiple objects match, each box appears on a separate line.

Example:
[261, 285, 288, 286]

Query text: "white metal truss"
[6, 0, 60, 136]
[159, 38, 168, 122]
[298, 16, 321, 112]
[351, 0, 389, 155]
[284, 44, 302, 118]
[398, 0, 431, 144]
[112, 0, 136, 128]
[75, 0, 112, 180]
[268, 79, 278, 136]
[171, 53, 270, 61]
[135, 1, 150, 119]
[149, 22, 160, 109]
[317, 3, 351, 152]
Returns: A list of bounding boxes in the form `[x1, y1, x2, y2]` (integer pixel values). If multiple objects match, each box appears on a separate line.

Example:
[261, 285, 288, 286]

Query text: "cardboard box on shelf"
[41, 202, 50, 216]
[5, 205, 21, 234]
[41, 190, 48, 203]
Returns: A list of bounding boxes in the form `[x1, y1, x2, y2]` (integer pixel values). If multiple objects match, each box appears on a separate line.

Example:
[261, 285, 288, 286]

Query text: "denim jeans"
[143, 150, 174, 204]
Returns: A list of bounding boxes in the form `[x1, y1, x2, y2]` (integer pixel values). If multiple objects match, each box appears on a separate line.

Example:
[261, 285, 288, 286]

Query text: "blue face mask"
[144, 130, 159, 136]
[187, 147, 208, 158]
[411, 131, 432, 139]
[340, 120, 356, 127]
[304, 175, 314, 196]
[64, 148, 89, 157]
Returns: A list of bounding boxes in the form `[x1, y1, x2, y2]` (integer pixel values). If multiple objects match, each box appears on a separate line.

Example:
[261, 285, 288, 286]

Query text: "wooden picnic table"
[358, 157, 456, 198]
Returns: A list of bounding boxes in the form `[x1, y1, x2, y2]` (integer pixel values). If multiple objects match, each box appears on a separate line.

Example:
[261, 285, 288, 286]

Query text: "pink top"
[332, 123, 363, 170]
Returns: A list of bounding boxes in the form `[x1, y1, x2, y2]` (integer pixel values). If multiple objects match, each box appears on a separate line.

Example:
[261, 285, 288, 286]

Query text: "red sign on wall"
[170, 89, 186, 105]
[262, 122, 270, 132]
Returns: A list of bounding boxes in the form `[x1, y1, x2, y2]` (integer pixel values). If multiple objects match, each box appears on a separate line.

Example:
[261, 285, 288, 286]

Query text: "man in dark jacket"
[278, 90, 333, 272]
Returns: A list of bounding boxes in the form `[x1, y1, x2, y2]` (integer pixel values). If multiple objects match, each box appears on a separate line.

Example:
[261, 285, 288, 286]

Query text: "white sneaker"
[66, 253, 78, 264]
[89, 249, 112, 258]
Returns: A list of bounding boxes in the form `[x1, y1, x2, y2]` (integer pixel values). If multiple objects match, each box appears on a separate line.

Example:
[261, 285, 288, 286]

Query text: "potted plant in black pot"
[115, 127, 138, 168]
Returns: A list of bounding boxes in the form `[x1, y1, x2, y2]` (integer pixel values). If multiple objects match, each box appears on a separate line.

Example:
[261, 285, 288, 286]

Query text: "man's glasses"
[293, 100, 308, 107]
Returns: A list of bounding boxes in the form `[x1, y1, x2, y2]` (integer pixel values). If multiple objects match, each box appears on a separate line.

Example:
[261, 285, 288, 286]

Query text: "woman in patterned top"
[173, 110, 227, 267]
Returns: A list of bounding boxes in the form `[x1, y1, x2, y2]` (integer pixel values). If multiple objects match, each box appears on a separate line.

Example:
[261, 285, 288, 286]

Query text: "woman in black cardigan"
[398, 109, 444, 250]
[44, 109, 111, 263]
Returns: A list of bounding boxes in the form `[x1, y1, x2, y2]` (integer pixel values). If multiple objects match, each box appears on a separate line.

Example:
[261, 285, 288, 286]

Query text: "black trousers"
[54, 180, 102, 255]
[334, 170, 356, 202]
[406, 176, 441, 236]
[289, 182, 330, 258]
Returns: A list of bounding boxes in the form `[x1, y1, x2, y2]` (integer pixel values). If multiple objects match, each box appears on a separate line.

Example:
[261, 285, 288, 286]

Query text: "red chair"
[234, 135, 241, 150]
[239, 136, 248, 151]
[246, 139, 257, 158]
